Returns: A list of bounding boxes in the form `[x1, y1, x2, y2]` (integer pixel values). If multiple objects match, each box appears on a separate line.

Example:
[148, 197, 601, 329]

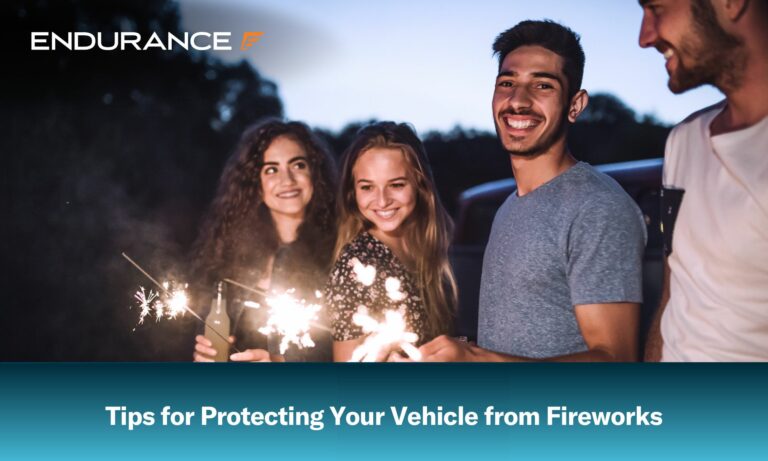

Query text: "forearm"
[420, 335, 634, 363]
[644, 259, 670, 362]
[472, 346, 633, 362]
[644, 302, 666, 362]
[541, 348, 634, 362]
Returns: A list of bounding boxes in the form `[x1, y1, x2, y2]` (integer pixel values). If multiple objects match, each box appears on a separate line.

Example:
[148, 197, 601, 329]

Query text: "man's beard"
[495, 108, 568, 158]
[669, 0, 744, 93]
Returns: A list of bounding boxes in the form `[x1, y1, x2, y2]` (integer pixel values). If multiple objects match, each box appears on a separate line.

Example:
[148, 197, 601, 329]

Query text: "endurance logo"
[31, 31, 265, 51]
[240, 32, 264, 50]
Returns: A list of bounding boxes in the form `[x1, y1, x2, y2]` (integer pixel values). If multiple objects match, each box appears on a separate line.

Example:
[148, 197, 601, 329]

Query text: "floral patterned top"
[326, 232, 428, 344]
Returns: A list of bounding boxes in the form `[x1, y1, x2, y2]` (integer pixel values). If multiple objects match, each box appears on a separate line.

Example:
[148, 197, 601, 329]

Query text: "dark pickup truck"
[449, 158, 664, 345]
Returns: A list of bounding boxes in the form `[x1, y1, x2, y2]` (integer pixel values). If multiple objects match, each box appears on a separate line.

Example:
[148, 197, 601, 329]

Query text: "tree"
[2, 0, 283, 360]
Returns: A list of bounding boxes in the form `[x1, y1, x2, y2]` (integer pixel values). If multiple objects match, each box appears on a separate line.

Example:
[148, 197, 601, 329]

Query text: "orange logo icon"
[240, 32, 264, 50]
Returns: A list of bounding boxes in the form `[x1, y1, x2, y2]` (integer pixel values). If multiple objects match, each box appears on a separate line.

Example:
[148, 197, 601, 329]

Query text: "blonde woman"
[326, 122, 457, 361]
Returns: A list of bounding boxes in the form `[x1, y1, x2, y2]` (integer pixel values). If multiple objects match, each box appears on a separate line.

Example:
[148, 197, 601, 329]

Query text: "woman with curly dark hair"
[190, 118, 337, 362]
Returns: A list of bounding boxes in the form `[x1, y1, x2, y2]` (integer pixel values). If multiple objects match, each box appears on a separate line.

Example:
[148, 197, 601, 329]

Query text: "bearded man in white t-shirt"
[638, 0, 768, 361]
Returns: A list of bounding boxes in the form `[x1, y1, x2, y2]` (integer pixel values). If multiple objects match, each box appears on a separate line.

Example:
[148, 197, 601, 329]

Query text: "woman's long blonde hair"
[334, 122, 457, 339]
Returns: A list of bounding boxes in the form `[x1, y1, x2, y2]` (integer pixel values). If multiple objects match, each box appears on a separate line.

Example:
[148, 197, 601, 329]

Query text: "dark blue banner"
[1, 364, 766, 460]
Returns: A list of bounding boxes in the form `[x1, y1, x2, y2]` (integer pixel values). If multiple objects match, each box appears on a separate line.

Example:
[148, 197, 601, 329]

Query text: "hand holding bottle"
[193, 334, 235, 362]
[230, 349, 284, 362]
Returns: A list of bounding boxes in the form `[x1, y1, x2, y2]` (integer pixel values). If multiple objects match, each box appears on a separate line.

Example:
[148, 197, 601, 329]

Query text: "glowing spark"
[133, 287, 157, 325]
[385, 277, 406, 301]
[166, 287, 188, 318]
[121, 253, 238, 350]
[154, 299, 164, 321]
[132, 281, 189, 324]
[349, 306, 421, 362]
[252, 290, 322, 355]
[243, 300, 260, 309]
[351, 258, 376, 286]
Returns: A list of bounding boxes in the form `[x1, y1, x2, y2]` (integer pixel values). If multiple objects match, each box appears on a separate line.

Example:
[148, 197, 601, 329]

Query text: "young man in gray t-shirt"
[414, 20, 645, 362]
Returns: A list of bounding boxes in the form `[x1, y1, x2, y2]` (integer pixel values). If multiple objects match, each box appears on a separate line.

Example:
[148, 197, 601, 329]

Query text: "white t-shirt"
[661, 101, 768, 361]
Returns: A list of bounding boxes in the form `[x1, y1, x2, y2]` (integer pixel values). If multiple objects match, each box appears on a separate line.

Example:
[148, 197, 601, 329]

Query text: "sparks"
[133, 287, 157, 325]
[166, 286, 189, 318]
[349, 306, 422, 362]
[121, 252, 238, 349]
[131, 281, 189, 325]
[252, 289, 323, 355]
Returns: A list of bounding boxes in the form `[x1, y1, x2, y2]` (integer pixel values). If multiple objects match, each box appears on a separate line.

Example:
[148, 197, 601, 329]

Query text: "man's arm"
[643, 257, 670, 362]
[564, 302, 639, 361]
[420, 302, 640, 362]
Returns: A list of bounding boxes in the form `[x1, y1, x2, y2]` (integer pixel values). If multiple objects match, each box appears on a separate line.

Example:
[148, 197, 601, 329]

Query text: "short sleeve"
[566, 194, 646, 305]
[325, 249, 366, 341]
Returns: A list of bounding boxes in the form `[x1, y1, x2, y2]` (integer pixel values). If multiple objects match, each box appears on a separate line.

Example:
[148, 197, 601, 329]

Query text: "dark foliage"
[2, 0, 282, 360]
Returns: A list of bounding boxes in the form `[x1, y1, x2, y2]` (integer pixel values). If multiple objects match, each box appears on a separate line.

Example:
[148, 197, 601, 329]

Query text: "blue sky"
[179, 0, 723, 134]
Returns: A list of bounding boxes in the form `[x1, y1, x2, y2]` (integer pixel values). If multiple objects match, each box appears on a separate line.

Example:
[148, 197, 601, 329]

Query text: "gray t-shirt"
[477, 162, 646, 358]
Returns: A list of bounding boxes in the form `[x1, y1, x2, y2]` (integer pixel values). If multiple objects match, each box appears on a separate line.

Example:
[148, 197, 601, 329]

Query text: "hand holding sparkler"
[348, 306, 422, 362]
[344, 259, 421, 362]
[414, 335, 480, 362]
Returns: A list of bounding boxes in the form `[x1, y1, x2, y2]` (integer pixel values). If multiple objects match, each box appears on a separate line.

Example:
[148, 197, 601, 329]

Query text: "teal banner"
[1, 364, 766, 460]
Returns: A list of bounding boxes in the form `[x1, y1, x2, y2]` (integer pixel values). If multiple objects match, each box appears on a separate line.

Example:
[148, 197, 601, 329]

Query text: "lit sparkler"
[348, 260, 420, 362]
[248, 288, 323, 355]
[164, 282, 189, 319]
[134, 287, 157, 324]
[225, 278, 331, 355]
[132, 281, 190, 324]
[349, 306, 422, 362]
[121, 252, 235, 348]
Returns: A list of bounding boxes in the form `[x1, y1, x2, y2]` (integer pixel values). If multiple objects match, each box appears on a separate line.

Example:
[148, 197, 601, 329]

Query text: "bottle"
[205, 281, 230, 362]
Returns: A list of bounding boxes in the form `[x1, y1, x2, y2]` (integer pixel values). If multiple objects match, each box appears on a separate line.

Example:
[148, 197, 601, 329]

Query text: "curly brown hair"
[190, 118, 337, 290]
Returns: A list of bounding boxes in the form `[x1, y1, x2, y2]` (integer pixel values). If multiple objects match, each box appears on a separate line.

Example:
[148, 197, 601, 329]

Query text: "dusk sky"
[179, 0, 723, 134]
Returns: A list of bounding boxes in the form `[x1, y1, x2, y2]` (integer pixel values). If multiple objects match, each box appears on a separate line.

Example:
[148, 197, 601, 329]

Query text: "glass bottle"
[205, 281, 230, 362]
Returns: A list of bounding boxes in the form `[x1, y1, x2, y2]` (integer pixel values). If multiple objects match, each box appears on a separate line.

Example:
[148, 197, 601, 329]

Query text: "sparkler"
[252, 289, 323, 355]
[132, 282, 188, 324]
[347, 261, 421, 362]
[134, 287, 157, 324]
[222, 278, 267, 297]
[225, 278, 330, 356]
[121, 252, 234, 348]
[349, 306, 422, 362]
[131, 281, 188, 324]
